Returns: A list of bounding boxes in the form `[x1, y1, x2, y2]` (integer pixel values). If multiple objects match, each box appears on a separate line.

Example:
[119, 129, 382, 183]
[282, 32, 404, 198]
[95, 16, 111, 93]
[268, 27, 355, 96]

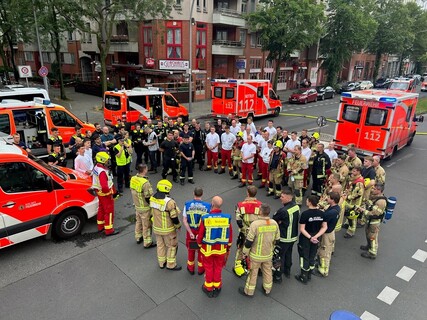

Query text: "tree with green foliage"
[367, 0, 415, 80]
[62, 0, 173, 93]
[320, 0, 377, 86]
[246, 0, 325, 91]
[407, 7, 427, 75]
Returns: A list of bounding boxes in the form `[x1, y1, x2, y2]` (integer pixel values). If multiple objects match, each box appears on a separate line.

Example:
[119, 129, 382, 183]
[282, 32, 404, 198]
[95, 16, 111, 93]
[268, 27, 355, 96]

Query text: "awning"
[136, 69, 184, 77]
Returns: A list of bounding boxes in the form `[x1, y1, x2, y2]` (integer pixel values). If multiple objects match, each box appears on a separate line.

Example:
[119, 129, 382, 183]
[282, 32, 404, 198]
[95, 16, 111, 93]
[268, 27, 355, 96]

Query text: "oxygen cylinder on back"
[384, 196, 397, 221]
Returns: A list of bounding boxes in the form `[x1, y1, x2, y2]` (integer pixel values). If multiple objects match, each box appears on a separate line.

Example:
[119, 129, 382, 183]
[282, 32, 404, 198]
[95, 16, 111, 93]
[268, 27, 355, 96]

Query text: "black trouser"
[142, 146, 149, 164]
[279, 241, 295, 275]
[162, 157, 177, 179]
[149, 150, 158, 170]
[311, 174, 325, 196]
[116, 163, 130, 192]
[298, 235, 317, 272]
[109, 149, 117, 175]
[134, 145, 143, 167]
[156, 149, 162, 166]
[180, 159, 193, 180]
[194, 144, 205, 168]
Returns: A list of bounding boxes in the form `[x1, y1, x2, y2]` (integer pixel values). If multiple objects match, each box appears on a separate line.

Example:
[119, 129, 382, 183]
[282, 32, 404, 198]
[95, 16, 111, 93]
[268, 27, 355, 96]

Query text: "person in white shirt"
[324, 141, 338, 166]
[219, 125, 236, 175]
[301, 138, 312, 193]
[254, 128, 268, 181]
[75, 144, 93, 176]
[239, 135, 257, 187]
[247, 117, 257, 135]
[264, 120, 277, 140]
[284, 131, 301, 159]
[243, 125, 255, 142]
[259, 140, 273, 188]
[83, 138, 93, 163]
[205, 126, 220, 173]
[230, 119, 241, 136]
[144, 126, 159, 173]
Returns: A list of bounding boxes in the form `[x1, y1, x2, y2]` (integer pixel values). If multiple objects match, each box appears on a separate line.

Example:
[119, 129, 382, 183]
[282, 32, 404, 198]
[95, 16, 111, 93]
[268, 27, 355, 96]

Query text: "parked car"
[359, 80, 373, 90]
[289, 88, 318, 104]
[374, 78, 392, 89]
[315, 86, 335, 100]
[341, 82, 360, 92]
[421, 80, 427, 92]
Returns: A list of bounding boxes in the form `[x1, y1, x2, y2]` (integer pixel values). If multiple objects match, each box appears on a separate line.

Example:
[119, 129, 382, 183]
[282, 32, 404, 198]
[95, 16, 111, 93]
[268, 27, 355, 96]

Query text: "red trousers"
[203, 253, 225, 292]
[206, 150, 218, 169]
[303, 168, 309, 189]
[97, 194, 115, 235]
[241, 162, 254, 184]
[186, 230, 204, 273]
[220, 149, 232, 170]
[261, 161, 269, 184]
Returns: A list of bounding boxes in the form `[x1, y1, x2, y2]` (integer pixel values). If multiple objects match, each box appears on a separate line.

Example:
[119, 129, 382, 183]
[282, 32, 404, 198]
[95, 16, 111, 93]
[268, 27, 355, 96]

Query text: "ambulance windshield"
[29, 154, 67, 181]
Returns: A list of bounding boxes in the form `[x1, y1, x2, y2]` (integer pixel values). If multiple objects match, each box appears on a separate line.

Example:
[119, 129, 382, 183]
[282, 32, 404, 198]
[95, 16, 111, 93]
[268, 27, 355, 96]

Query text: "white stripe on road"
[377, 286, 399, 305]
[412, 249, 427, 262]
[385, 162, 396, 168]
[396, 266, 416, 282]
[306, 125, 329, 131]
[361, 311, 380, 320]
[325, 109, 337, 113]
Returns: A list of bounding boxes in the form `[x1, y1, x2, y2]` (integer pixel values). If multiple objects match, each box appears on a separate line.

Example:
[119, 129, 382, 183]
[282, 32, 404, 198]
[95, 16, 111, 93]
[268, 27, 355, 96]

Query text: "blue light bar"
[341, 92, 352, 97]
[379, 97, 397, 103]
[228, 79, 237, 83]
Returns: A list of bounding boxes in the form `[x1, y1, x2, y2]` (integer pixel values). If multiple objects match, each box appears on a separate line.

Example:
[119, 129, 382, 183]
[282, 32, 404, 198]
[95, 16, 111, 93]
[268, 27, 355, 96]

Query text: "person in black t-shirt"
[179, 135, 195, 185]
[160, 131, 180, 183]
[295, 195, 327, 284]
[315, 192, 341, 277]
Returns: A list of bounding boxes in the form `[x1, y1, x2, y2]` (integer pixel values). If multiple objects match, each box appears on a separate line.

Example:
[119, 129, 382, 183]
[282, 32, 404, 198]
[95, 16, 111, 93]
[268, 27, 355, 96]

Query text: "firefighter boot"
[295, 270, 308, 285]
[234, 260, 246, 277]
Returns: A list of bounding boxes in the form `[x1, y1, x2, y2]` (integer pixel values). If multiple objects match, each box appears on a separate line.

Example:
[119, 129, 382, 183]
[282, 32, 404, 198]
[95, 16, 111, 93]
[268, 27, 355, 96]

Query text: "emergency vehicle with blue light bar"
[211, 79, 282, 119]
[334, 89, 423, 159]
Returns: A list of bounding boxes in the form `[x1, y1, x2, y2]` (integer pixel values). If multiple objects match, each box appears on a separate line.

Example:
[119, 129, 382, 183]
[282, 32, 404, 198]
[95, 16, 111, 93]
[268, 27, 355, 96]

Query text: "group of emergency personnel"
[40, 114, 390, 297]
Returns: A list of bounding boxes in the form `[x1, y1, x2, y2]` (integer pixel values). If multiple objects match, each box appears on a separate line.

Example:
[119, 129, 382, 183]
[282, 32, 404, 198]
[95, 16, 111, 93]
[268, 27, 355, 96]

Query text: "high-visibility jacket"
[273, 201, 300, 243]
[124, 138, 132, 164]
[184, 199, 211, 230]
[92, 165, 113, 196]
[236, 197, 262, 230]
[243, 217, 280, 262]
[114, 144, 127, 166]
[197, 209, 232, 257]
[130, 175, 153, 211]
[150, 195, 181, 235]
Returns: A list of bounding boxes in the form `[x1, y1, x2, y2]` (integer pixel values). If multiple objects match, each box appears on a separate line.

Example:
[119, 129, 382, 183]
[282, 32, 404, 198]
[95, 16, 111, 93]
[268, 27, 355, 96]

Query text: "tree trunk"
[398, 53, 404, 76]
[273, 57, 281, 92]
[5, 33, 19, 82]
[372, 50, 382, 81]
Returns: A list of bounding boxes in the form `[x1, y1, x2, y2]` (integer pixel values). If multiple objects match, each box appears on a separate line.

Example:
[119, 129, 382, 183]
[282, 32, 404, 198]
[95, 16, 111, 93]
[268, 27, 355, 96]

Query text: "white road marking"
[306, 125, 329, 131]
[385, 162, 396, 168]
[412, 249, 427, 262]
[396, 153, 413, 161]
[361, 311, 380, 320]
[325, 109, 337, 113]
[396, 266, 416, 282]
[377, 286, 399, 305]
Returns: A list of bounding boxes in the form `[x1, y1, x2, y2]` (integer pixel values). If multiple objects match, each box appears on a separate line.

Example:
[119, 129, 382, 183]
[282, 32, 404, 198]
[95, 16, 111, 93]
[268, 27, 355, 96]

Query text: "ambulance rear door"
[128, 94, 151, 123]
[334, 100, 364, 147]
[104, 93, 122, 125]
[357, 103, 392, 154]
[212, 83, 236, 117]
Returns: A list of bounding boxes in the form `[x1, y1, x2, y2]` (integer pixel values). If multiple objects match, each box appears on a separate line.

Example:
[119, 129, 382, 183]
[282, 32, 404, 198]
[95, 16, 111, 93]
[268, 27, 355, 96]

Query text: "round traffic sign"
[38, 66, 48, 77]
[21, 67, 30, 75]
[317, 116, 327, 127]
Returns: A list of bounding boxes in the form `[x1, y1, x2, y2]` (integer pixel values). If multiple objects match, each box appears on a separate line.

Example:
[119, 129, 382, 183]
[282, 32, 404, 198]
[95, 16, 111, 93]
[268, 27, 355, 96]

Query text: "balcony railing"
[213, 8, 243, 17]
[212, 40, 243, 47]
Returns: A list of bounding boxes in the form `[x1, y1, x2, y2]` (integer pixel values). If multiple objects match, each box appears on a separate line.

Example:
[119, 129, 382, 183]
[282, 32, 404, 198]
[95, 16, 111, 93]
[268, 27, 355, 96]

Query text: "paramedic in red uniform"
[92, 151, 120, 236]
[197, 196, 233, 298]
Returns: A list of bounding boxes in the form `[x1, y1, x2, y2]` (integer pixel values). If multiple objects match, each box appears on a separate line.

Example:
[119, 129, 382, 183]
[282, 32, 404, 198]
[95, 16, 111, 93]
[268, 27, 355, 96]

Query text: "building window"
[249, 59, 261, 69]
[249, 0, 256, 12]
[42, 52, 50, 63]
[216, 30, 228, 41]
[203, 0, 207, 12]
[250, 33, 256, 48]
[24, 52, 34, 62]
[82, 22, 91, 43]
[196, 0, 201, 11]
[68, 31, 73, 41]
[60, 53, 75, 64]
[143, 24, 153, 58]
[240, 30, 246, 47]
[166, 21, 182, 59]
[257, 33, 262, 47]
[241, 0, 247, 13]
[116, 21, 128, 36]
[196, 24, 207, 69]
[265, 60, 273, 68]
[218, 0, 229, 9]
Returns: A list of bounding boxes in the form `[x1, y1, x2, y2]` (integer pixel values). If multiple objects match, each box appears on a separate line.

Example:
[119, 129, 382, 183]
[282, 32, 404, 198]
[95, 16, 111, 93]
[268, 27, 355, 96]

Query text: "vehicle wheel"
[407, 133, 415, 146]
[53, 209, 85, 239]
[321, 95, 325, 101]
[273, 107, 280, 117]
[304, 99, 308, 104]
[385, 146, 398, 161]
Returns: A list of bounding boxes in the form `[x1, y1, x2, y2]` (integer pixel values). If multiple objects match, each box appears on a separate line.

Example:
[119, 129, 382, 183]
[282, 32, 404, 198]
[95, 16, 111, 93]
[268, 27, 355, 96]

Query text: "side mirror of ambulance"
[46, 176, 54, 192]
[277, 95, 280, 100]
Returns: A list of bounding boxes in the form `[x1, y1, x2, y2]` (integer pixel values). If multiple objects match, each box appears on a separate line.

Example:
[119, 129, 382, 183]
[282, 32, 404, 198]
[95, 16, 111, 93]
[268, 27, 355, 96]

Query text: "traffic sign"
[317, 116, 327, 127]
[18, 65, 33, 78]
[38, 66, 48, 78]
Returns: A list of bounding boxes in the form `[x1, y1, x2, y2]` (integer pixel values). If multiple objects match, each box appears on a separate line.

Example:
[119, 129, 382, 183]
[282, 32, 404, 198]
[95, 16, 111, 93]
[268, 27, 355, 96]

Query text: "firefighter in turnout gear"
[234, 186, 262, 277]
[345, 147, 362, 171]
[239, 203, 280, 297]
[130, 164, 155, 247]
[92, 151, 120, 236]
[358, 183, 387, 259]
[311, 143, 331, 197]
[287, 145, 306, 205]
[182, 187, 211, 275]
[197, 196, 233, 298]
[267, 140, 285, 199]
[150, 179, 182, 270]
[231, 132, 244, 180]
[272, 187, 300, 282]
[343, 167, 365, 238]
[332, 154, 350, 191]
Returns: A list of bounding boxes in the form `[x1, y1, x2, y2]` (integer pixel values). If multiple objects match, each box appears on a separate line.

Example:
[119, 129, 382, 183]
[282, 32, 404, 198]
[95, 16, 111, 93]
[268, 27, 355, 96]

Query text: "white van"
[0, 87, 50, 103]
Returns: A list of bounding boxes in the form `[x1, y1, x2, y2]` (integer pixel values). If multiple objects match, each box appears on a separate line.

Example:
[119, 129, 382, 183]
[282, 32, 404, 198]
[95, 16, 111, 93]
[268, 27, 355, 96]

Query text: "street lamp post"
[188, 0, 196, 113]
[32, 3, 49, 91]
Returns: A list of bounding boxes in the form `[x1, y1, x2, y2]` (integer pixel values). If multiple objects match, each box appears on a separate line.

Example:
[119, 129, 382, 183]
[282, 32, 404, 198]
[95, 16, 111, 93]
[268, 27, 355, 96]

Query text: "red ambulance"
[211, 79, 282, 119]
[333, 89, 423, 159]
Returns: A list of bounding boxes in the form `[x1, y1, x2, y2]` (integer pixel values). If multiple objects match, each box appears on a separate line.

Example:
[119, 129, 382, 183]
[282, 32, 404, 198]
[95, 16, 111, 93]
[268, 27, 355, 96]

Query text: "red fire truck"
[333, 89, 423, 159]
[211, 79, 282, 119]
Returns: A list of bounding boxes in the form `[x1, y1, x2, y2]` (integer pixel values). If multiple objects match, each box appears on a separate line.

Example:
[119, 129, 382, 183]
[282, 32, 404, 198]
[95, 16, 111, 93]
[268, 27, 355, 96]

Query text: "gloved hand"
[236, 232, 245, 248]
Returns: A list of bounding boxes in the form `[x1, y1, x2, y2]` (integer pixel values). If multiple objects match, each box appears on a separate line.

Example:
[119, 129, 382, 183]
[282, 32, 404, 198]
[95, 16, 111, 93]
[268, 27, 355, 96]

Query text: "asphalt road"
[1, 91, 426, 320]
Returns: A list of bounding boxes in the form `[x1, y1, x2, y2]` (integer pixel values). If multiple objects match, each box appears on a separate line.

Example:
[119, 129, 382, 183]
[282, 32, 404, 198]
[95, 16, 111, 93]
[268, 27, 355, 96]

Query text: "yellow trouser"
[244, 260, 273, 296]
[317, 232, 335, 276]
[156, 232, 178, 268]
[135, 209, 153, 247]
[366, 223, 380, 256]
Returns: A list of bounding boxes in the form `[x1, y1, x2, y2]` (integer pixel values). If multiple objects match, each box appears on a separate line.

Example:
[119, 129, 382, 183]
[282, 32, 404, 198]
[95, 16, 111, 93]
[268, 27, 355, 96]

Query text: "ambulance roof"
[0, 142, 26, 155]
[341, 89, 418, 102]
[0, 98, 55, 109]
[106, 87, 166, 96]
